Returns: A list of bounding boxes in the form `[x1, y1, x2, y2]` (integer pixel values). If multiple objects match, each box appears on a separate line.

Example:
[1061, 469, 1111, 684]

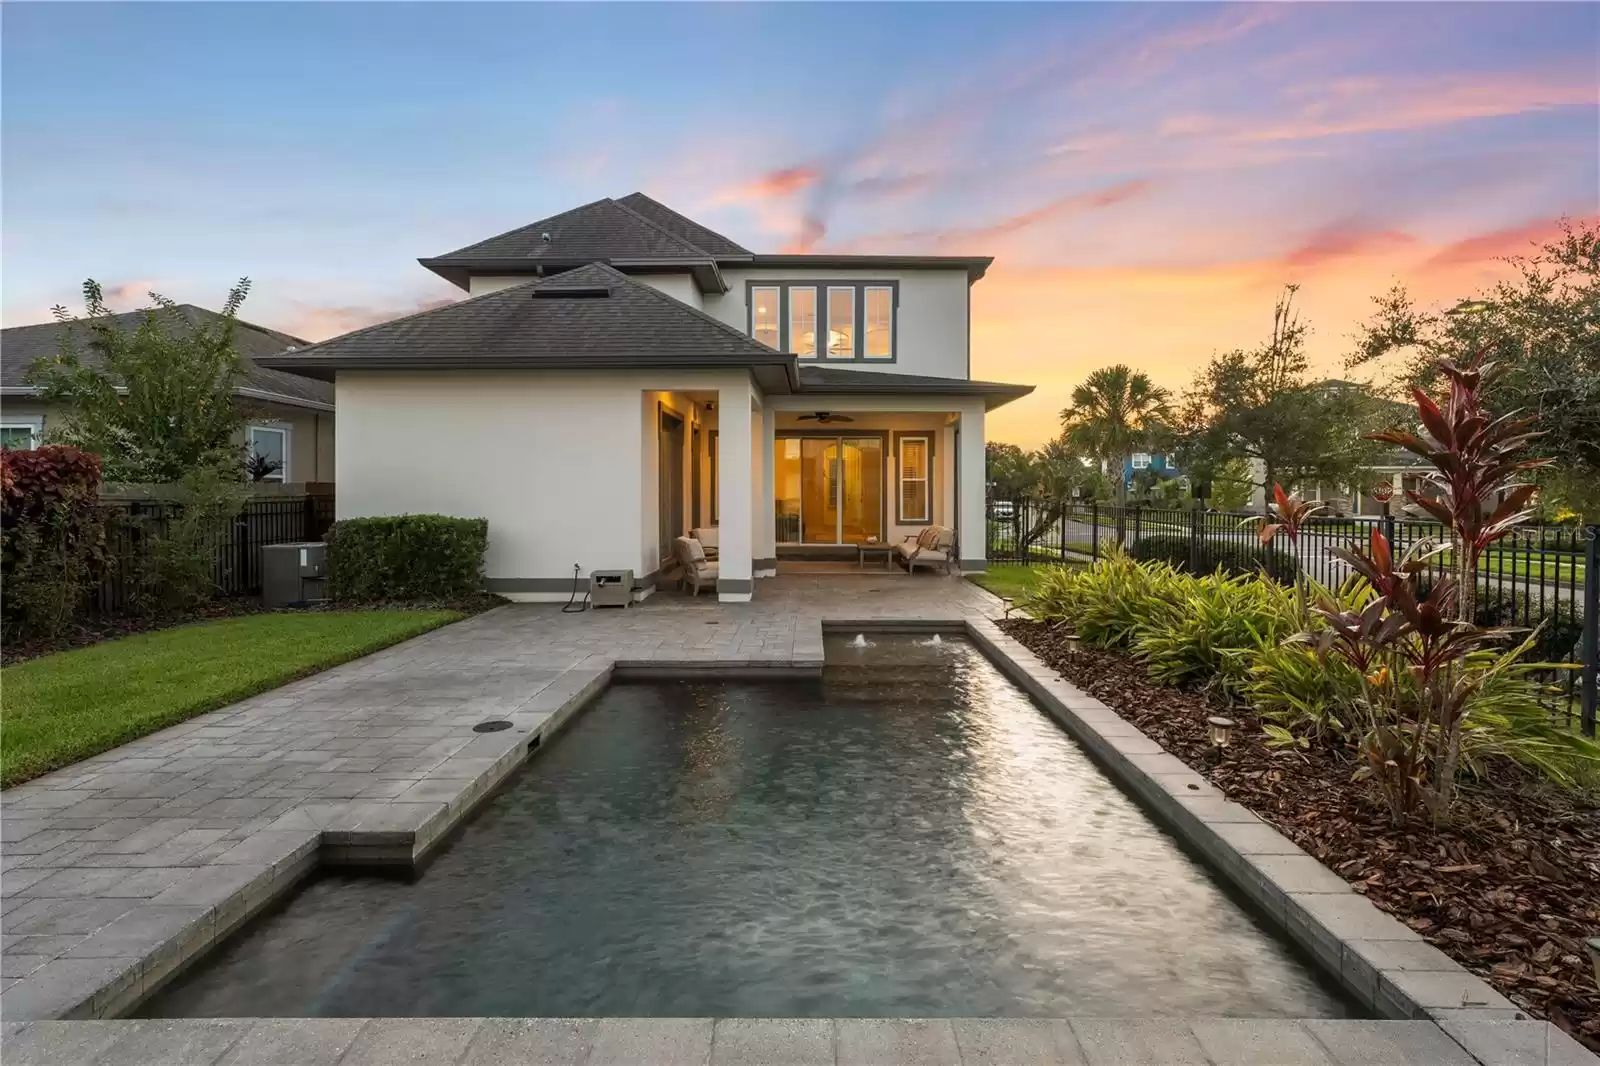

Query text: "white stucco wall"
[705, 268, 971, 380]
[466, 276, 534, 297]
[636, 273, 702, 309]
[335, 369, 752, 599]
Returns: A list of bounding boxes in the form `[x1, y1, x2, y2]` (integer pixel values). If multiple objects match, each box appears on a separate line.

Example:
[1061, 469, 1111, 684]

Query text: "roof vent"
[532, 285, 612, 299]
[541, 232, 553, 243]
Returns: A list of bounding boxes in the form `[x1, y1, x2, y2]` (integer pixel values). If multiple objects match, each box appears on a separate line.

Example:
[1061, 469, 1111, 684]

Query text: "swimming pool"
[141, 634, 1352, 1019]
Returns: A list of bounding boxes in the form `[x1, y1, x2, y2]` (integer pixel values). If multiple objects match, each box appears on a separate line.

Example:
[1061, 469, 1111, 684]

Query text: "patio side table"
[857, 543, 895, 571]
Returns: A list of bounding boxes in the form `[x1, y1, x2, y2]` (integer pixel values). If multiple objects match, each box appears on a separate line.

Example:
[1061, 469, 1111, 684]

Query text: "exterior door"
[659, 410, 685, 565]
[784, 435, 883, 545]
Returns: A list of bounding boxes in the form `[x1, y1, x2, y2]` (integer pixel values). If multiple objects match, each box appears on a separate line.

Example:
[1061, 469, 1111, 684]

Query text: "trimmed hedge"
[327, 515, 488, 602]
[1130, 532, 1300, 583]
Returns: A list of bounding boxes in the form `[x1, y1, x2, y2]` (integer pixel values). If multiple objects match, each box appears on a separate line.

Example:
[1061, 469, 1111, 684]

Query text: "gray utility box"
[262, 541, 328, 607]
[589, 569, 634, 609]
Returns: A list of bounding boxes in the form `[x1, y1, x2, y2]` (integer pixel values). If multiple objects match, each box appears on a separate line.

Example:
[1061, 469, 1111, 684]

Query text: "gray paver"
[1300, 1019, 1477, 1065]
[711, 1018, 833, 1065]
[837, 1018, 961, 1065]
[1437, 1017, 1599, 1065]
[1188, 1019, 1335, 1065]
[339, 1017, 484, 1065]
[88, 1018, 250, 1065]
[0, 1020, 127, 1066]
[458, 1018, 595, 1065]
[213, 1018, 364, 1066]
[1067, 1019, 1209, 1066]
[951, 1018, 1083, 1064]
[587, 1017, 713, 1066]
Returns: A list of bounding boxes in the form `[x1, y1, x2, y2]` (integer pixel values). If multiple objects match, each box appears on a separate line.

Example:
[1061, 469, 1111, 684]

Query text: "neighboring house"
[259, 191, 1033, 601]
[1123, 452, 1181, 491]
[0, 306, 336, 483]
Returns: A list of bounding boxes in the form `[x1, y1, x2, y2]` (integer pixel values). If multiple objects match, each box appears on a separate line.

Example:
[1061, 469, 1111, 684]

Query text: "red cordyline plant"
[1311, 528, 1518, 823]
[1364, 354, 1550, 623]
[1305, 352, 1552, 824]
[1254, 483, 1328, 621]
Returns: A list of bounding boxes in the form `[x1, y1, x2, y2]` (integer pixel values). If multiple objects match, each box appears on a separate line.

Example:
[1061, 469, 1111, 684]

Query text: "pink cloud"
[280, 296, 459, 342]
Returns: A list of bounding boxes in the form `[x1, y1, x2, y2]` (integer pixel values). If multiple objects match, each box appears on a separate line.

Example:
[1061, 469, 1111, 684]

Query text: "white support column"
[756, 405, 777, 577]
[717, 382, 754, 602]
[957, 403, 986, 573]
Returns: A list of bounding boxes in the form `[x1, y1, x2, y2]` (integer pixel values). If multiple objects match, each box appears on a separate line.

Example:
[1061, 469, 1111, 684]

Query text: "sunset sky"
[3, 2, 1595, 447]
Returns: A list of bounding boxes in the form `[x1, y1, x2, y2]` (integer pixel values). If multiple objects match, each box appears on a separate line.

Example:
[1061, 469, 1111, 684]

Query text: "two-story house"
[259, 193, 1033, 601]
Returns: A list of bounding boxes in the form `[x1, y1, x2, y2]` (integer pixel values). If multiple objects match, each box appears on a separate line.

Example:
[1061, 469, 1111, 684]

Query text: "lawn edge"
[0, 609, 465, 789]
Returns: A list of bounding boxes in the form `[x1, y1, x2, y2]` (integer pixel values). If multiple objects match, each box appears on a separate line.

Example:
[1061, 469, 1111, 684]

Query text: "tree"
[1348, 218, 1600, 518]
[985, 442, 1032, 498]
[1060, 365, 1170, 504]
[1178, 285, 1386, 502]
[29, 279, 253, 483]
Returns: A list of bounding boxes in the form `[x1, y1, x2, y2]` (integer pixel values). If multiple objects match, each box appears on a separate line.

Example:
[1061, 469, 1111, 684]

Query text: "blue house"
[1123, 451, 1182, 491]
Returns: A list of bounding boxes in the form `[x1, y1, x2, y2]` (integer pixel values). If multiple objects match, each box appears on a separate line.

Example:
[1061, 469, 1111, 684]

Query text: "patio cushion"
[692, 527, 719, 549]
[683, 537, 707, 564]
[700, 562, 719, 580]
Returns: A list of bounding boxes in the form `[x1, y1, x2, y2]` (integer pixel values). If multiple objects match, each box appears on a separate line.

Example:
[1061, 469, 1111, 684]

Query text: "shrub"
[328, 515, 488, 602]
[1, 446, 110, 639]
[1019, 549, 1184, 648]
[1134, 572, 1296, 697]
[1244, 641, 1365, 740]
[1129, 533, 1300, 582]
[126, 463, 245, 613]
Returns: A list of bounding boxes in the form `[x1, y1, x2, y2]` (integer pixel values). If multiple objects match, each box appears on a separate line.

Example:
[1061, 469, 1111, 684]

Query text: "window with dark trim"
[751, 287, 780, 349]
[745, 281, 898, 361]
[897, 435, 931, 524]
[709, 430, 719, 524]
[790, 287, 817, 358]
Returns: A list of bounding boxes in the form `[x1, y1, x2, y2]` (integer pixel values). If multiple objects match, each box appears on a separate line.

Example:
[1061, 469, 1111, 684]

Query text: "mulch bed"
[1, 594, 506, 667]
[999, 617, 1600, 1051]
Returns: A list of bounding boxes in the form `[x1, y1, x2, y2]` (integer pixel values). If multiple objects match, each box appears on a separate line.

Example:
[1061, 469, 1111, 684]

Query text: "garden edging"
[964, 616, 1597, 1066]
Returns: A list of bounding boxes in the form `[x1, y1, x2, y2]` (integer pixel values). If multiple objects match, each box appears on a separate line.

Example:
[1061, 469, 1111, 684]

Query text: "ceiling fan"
[796, 411, 855, 424]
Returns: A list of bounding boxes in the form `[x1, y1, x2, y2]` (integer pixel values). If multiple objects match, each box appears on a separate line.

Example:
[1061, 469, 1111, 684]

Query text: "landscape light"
[1207, 716, 1236, 749]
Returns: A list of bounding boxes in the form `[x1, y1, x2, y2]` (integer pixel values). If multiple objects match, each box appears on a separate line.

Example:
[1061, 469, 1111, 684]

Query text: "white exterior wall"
[467, 276, 533, 297]
[705, 268, 970, 380]
[636, 273, 702, 309]
[335, 369, 752, 600]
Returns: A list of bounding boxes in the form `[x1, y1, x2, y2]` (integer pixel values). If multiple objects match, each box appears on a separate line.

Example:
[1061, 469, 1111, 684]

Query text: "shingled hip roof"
[256, 263, 795, 388]
[0, 305, 333, 410]
[256, 264, 1034, 409]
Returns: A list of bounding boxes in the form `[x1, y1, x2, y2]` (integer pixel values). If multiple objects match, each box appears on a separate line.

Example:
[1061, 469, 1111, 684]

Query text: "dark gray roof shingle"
[1, 306, 333, 409]
[256, 263, 788, 382]
[428, 198, 712, 263]
[616, 192, 752, 257]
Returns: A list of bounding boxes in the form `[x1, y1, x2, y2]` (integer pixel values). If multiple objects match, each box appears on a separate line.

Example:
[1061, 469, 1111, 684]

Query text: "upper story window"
[865, 287, 893, 359]
[1131, 452, 1151, 469]
[790, 287, 817, 358]
[752, 286, 781, 349]
[746, 281, 898, 361]
[826, 288, 855, 357]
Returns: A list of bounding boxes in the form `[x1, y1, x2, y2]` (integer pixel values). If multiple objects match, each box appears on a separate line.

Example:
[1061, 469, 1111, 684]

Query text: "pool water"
[141, 634, 1353, 1019]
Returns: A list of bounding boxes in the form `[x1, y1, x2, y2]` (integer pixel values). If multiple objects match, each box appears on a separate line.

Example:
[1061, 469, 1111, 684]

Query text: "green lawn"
[969, 563, 1069, 605]
[1, 609, 463, 788]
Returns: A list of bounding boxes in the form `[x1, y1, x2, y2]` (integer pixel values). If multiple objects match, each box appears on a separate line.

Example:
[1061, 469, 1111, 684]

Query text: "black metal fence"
[94, 495, 335, 614]
[986, 497, 1599, 735]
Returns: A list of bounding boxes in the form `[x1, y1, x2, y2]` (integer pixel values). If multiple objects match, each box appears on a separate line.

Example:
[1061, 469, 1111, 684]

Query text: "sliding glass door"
[776, 435, 883, 545]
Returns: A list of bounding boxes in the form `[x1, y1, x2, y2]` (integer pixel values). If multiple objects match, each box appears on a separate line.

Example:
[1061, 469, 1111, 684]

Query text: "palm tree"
[1061, 365, 1170, 505]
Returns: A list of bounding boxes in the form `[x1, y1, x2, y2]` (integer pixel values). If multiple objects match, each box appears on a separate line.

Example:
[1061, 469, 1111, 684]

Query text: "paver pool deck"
[2, 574, 1593, 1065]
